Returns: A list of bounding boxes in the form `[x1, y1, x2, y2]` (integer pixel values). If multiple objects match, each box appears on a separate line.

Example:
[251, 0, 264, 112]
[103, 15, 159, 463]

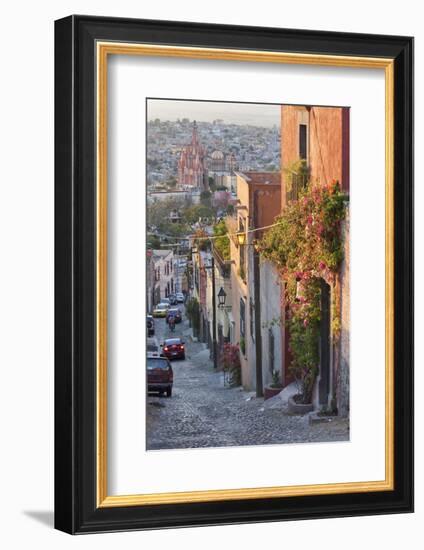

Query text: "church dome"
[211, 150, 224, 160]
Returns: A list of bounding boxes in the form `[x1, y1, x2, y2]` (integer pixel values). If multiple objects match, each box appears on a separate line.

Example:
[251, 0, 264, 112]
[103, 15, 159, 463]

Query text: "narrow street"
[146, 308, 349, 450]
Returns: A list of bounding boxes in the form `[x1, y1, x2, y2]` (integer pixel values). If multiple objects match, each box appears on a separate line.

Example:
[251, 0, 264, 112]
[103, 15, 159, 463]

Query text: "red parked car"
[147, 355, 173, 397]
[161, 338, 186, 360]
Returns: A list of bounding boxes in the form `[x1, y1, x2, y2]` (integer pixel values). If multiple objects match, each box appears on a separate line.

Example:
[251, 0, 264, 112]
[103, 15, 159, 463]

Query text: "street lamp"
[218, 286, 227, 308]
[236, 231, 246, 246]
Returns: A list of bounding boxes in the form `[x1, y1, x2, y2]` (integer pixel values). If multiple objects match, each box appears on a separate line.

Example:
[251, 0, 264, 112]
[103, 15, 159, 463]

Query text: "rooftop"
[152, 249, 173, 258]
[235, 171, 281, 185]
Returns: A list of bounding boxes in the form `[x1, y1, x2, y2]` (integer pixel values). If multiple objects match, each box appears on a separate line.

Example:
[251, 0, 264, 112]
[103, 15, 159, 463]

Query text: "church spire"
[191, 120, 199, 146]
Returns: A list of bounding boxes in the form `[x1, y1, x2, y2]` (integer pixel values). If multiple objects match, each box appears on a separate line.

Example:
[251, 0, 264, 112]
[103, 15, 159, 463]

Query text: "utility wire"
[148, 221, 280, 243]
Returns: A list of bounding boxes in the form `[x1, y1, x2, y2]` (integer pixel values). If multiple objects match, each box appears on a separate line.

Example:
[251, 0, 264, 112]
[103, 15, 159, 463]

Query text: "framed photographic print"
[54, 15, 414, 534]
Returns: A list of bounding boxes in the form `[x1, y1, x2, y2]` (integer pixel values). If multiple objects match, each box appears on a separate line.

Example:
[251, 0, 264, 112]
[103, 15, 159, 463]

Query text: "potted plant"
[287, 315, 319, 414]
[221, 343, 241, 387]
[264, 370, 283, 400]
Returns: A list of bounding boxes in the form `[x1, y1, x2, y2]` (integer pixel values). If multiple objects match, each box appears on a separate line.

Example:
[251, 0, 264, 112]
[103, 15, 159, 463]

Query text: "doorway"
[319, 279, 331, 406]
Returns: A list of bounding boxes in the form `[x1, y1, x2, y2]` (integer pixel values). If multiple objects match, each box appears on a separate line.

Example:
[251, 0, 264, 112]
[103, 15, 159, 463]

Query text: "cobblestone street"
[147, 313, 349, 450]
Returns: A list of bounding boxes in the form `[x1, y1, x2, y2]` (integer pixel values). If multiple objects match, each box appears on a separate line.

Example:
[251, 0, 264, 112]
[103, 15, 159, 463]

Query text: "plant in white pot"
[264, 370, 283, 400]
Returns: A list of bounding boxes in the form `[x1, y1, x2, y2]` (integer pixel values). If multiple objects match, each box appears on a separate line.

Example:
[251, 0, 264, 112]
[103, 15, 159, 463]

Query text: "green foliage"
[185, 297, 200, 333]
[183, 204, 215, 224]
[147, 234, 161, 249]
[259, 180, 348, 403]
[193, 229, 210, 251]
[283, 159, 310, 195]
[238, 264, 246, 282]
[162, 222, 190, 238]
[165, 176, 177, 188]
[270, 370, 282, 389]
[200, 190, 212, 207]
[226, 204, 235, 216]
[239, 336, 246, 356]
[147, 198, 185, 228]
[213, 220, 230, 261]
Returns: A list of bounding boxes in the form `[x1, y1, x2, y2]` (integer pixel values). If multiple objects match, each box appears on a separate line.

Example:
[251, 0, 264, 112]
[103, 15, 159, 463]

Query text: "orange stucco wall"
[309, 107, 343, 187]
[281, 105, 349, 210]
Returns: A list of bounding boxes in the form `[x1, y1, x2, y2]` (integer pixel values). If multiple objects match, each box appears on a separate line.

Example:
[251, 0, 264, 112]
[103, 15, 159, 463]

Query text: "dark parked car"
[162, 338, 186, 360]
[147, 315, 155, 336]
[147, 355, 173, 397]
[168, 294, 178, 305]
[166, 308, 182, 324]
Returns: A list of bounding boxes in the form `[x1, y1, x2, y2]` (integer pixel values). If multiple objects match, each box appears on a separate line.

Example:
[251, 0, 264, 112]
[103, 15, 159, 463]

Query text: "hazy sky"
[147, 99, 280, 128]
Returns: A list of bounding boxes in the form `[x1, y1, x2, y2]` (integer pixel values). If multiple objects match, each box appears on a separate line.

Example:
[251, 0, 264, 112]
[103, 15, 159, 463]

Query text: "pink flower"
[319, 261, 326, 270]
[306, 215, 313, 225]
[303, 319, 309, 327]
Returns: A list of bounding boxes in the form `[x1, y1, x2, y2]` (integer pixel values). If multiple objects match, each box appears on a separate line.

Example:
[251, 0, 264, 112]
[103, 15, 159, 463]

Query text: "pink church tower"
[177, 121, 207, 189]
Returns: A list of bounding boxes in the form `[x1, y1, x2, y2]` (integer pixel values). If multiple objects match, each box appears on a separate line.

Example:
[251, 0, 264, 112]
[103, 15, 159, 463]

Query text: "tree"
[147, 234, 161, 249]
[200, 190, 212, 207]
[183, 204, 215, 224]
[166, 176, 177, 189]
[147, 198, 185, 228]
[213, 220, 230, 261]
[226, 204, 235, 216]
[193, 229, 210, 251]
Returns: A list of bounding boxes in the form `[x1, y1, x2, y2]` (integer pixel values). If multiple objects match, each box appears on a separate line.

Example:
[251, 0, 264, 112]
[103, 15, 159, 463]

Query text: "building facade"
[228, 171, 281, 391]
[151, 249, 175, 304]
[207, 150, 237, 188]
[280, 105, 350, 414]
[259, 259, 285, 390]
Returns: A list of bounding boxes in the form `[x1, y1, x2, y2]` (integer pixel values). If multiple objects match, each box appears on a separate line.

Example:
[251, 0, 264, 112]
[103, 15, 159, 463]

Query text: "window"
[238, 217, 246, 280]
[240, 298, 246, 339]
[249, 298, 255, 340]
[299, 124, 307, 160]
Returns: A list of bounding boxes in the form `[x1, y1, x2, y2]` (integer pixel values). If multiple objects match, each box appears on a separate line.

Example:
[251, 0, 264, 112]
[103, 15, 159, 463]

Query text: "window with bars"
[299, 124, 307, 160]
[240, 298, 246, 339]
[238, 217, 246, 281]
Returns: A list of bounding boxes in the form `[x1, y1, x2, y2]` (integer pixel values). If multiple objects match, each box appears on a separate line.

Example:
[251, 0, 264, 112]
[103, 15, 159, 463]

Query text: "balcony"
[285, 172, 308, 202]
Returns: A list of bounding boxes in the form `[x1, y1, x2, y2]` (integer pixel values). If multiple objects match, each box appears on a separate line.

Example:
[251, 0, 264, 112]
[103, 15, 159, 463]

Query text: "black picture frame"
[55, 15, 414, 534]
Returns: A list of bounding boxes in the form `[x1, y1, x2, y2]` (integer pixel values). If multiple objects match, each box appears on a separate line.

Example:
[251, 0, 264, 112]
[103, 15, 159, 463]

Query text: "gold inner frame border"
[96, 41, 394, 508]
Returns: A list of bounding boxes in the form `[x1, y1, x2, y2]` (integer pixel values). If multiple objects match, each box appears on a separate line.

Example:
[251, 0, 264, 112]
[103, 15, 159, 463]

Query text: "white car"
[176, 293, 185, 303]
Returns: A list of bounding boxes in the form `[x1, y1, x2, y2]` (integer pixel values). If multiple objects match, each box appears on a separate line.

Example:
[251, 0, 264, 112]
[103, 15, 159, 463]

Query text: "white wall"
[0, 0, 421, 548]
